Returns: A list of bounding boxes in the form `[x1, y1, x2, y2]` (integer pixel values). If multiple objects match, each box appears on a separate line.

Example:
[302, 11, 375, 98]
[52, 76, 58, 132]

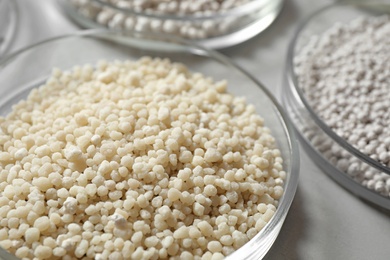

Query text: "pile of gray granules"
[294, 16, 390, 197]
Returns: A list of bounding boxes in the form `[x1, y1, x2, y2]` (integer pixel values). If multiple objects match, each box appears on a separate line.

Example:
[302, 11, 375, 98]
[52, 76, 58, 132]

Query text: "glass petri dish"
[0, 0, 17, 57]
[59, 0, 285, 49]
[0, 30, 299, 259]
[283, 1, 390, 209]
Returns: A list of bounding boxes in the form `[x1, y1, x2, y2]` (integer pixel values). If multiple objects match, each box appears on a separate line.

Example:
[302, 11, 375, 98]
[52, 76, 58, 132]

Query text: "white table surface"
[7, 0, 390, 259]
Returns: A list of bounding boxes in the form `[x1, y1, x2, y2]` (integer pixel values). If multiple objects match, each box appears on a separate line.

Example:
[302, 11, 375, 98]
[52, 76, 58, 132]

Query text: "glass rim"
[286, 1, 390, 175]
[0, 29, 300, 259]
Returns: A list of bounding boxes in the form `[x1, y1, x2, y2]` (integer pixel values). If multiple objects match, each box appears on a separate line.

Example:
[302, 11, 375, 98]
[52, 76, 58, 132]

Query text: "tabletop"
[6, 0, 390, 259]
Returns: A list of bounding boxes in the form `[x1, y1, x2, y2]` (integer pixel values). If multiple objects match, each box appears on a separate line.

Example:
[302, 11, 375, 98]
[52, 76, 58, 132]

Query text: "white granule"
[0, 57, 285, 259]
[69, 0, 251, 39]
[295, 16, 390, 197]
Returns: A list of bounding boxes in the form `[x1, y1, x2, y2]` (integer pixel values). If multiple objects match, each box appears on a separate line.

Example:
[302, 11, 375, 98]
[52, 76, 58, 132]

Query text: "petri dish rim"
[285, 1, 390, 175]
[0, 29, 300, 259]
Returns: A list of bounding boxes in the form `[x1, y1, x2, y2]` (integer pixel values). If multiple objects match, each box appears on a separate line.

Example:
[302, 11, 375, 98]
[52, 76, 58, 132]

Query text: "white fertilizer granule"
[69, 0, 252, 39]
[0, 57, 285, 259]
[294, 16, 390, 196]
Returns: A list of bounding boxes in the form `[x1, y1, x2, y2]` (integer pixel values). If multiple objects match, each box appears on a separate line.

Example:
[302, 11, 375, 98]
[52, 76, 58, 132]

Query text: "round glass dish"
[0, 30, 299, 259]
[0, 0, 17, 57]
[283, 1, 390, 209]
[59, 0, 284, 49]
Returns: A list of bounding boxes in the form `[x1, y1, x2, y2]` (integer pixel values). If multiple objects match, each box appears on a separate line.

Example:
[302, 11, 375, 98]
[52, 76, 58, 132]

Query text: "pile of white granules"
[69, 0, 252, 39]
[0, 57, 285, 259]
[294, 16, 390, 196]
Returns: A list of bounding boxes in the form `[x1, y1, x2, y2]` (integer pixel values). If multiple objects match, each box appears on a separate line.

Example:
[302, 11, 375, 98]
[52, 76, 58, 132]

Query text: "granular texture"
[99, 0, 250, 15]
[70, 0, 252, 39]
[294, 16, 390, 196]
[0, 57, 285, 259]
